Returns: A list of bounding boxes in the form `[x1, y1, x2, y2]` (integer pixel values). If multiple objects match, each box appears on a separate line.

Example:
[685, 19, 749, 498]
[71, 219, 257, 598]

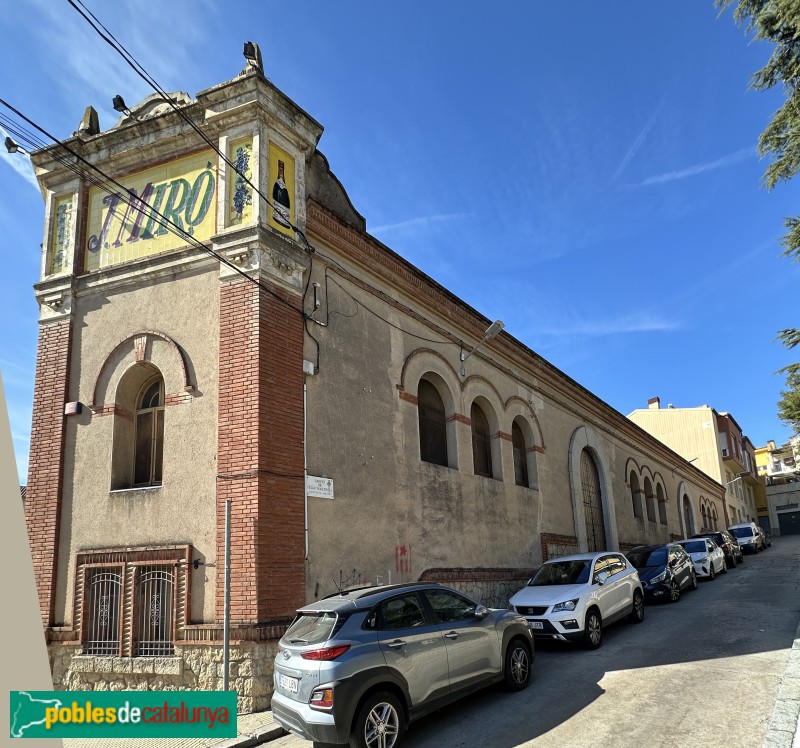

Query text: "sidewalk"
[62, 709, 285, 748]
[762, 617, 800, 748]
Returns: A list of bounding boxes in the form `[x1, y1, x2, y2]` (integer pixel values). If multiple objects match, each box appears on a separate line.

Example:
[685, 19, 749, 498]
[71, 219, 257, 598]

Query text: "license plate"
[279, 673, 299, 694]
[528, 621, 544, 630]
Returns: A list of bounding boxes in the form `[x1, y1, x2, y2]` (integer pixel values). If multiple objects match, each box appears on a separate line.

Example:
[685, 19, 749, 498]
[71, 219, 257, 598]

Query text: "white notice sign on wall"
[307, 475, 334, 499]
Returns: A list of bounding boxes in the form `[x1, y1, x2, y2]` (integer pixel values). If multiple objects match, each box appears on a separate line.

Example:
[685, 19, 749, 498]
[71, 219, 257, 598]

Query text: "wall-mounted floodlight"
[460, 320, 504, 376]
[4, 136, 27, 155]
[243, 41, 264, 74]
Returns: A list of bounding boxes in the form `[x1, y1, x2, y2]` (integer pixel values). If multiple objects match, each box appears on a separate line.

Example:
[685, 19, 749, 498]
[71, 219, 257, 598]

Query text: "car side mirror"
[669, 558, 677, 568]
[596, 571, 610, 585]
[475, 604, 489, 619]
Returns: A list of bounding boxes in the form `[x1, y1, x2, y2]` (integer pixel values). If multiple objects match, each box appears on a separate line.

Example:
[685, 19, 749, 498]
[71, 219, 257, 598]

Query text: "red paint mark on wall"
[395, 544, 411, 574]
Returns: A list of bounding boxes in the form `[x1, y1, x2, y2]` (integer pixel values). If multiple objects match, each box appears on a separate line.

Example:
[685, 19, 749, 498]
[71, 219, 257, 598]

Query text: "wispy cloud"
[640, 146, 755, 186]
[612, 94, 668, 181]
[0, 125, 38, 191]
[531, 311, 680, 340]
[371, 213, 466, 235]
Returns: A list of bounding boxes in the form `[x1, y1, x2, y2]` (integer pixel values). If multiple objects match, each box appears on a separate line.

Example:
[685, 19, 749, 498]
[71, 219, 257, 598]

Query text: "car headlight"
[651, 571, 667, 584]
[552, 598, 579, 613]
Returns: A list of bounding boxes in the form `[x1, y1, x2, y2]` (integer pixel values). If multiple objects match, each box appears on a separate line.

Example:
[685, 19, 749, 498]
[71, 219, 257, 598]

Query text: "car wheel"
[669, 580, 681, 603]
[709, 564, 716, 580]
[689, 571, 698, 591]
[583, 609, 602, 650]
[350, 691, 404, 748]
[628, 590, 645, 623]
[504, 638, 532, 691]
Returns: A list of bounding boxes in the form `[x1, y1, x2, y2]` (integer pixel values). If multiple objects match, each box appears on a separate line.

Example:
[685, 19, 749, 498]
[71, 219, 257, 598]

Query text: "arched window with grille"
[581, 449, 607, 552]
[134, 376, 165, 486]
[656, 483, 667, 525]
[512, 421, 528, 487]
[683, 495, 695, 536]
[418, 379, 448, 467]
[644, 477, 656, 522]
[630, 472, 643, 519]
[711, 504, 719, 530]
[471, 402, 493, 478]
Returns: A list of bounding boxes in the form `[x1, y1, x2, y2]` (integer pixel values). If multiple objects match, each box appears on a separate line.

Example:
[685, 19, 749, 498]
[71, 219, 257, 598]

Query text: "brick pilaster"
[216, 277, 305, 623]
[25, 318, 72, 627]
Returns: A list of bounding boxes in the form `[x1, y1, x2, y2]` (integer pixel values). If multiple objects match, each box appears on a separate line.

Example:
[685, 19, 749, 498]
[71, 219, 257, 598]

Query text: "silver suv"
[272, 582, 534, 747]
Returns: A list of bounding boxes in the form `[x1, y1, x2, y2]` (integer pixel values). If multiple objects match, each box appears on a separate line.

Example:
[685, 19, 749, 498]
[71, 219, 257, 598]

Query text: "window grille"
[418, 380, 448, 466]
[471, 403, 492, 478]
[580, 449, 606, 552]
[136, 567, 175, 656]
[512, 422, 528, 487]
[84, 569, 122, 656]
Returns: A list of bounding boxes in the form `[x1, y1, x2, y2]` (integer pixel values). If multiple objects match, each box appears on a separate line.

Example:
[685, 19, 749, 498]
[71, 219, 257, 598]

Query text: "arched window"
[418, 379, 447, 467]
[683, 495, 695, 536]
[471, 403, 493, 478]
[644, 477, 656, 522]
[656, 484, 667, 525]
[580, 449, 606, 552]
[134, 376, 164, 486]
[711, 504, 719, 531]
[630, 472, 643, 519]
[700, 502, 709, 531]
[512, 421, 528, 487]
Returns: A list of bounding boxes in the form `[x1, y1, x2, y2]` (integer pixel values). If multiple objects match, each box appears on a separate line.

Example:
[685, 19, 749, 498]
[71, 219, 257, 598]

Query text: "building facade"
[25, 56, 723, 711]
[628, 399, 758, 529]
[755, 438, 800, 535]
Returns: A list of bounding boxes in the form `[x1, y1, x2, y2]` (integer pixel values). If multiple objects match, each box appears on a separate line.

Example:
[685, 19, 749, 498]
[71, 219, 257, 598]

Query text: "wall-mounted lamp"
[112, 95, 129, 113]
[243, 41, 264, 74]
[460, 320, 504, 376]
[4, 136, 27, 155]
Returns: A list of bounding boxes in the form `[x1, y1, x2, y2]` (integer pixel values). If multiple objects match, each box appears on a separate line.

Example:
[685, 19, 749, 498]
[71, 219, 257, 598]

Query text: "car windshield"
[282, 612, 337, 645]
[681, 540, 707, 553]
[627, 548, 667, 568]
[529, 560, 591, 586]
[730, 527, 753, 539]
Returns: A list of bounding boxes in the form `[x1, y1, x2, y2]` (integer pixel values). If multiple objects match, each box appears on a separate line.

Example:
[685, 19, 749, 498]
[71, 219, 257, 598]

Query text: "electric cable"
[0, 98, 304, 317]
[66, 0, 314, 251]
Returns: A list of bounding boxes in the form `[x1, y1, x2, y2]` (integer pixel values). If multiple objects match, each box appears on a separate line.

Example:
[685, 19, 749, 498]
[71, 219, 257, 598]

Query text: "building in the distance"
[628, 398, 758, 530]
[755, 437, 800, 535]
[24, 48, 723, 710]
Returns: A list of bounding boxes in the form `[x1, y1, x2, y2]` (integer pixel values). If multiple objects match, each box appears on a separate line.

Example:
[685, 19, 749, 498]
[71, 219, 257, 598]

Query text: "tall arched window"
[580, 449, 606, 552]
[134, 376, 164, 486]
[683, 495, 695, 536]
[711, 504, 719, 530]
[644, 477, 656, 522]
[656, 484, 667, 525]
[512, 421, 528, 487]
[471, 403, 493, 478]
[700, 502, 709, 531]
[418, 379, 448, 467]
[630, 472, 643, 519]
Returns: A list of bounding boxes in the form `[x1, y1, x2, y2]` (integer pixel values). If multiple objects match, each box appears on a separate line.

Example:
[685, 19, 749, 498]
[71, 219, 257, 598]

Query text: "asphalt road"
[271, 535, 800, 748]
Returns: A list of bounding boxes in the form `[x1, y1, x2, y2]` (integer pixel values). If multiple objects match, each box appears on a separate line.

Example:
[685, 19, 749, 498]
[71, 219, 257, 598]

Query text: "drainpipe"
[304, 378, 309, 560]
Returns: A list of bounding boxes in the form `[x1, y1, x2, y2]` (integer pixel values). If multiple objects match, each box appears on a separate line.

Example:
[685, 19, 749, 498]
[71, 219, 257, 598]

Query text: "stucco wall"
[54, 257, 220, 626]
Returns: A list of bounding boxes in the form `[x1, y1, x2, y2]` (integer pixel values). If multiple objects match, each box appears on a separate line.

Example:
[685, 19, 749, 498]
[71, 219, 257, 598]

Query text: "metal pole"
[223, 498, 231, 691]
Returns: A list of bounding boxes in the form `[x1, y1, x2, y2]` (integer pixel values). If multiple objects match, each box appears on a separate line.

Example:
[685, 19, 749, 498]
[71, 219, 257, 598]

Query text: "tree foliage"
[718, 0, 800, 430]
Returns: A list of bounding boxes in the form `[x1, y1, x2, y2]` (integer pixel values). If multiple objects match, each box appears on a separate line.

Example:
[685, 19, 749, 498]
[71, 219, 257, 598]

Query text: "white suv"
[509, 552, 644, 649]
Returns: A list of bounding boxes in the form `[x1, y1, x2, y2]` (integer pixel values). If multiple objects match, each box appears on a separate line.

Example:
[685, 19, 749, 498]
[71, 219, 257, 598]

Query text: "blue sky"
[1, 1, 798, 483]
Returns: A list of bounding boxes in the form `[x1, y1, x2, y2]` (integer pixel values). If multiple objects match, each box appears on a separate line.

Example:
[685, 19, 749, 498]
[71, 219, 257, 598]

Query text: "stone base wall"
[49, 641, 280, 714]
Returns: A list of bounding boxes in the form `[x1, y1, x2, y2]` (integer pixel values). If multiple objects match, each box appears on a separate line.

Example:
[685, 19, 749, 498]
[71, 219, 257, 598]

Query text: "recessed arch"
[568, 425, 618, 552]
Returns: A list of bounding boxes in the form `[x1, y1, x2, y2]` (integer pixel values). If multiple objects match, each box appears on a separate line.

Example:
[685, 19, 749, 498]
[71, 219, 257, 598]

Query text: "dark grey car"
[272, 582, 534, 748]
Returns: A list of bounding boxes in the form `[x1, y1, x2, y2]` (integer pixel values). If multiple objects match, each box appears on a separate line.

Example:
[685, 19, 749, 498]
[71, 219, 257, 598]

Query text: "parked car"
[693, 529, 743, 568]
[729, 522, 764, 553]
[272, 582, 533, 748]
[762, 528, 772, 547]
[677, 537, 726, 579]
[509, 551, 644, 650]
[626, 543, 697, 603]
